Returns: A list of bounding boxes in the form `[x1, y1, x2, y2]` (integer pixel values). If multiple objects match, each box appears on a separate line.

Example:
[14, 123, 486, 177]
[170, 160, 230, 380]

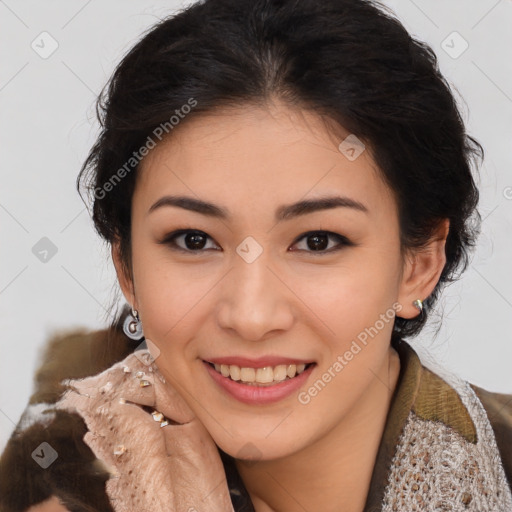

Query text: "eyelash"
[158, 229, 354, 255]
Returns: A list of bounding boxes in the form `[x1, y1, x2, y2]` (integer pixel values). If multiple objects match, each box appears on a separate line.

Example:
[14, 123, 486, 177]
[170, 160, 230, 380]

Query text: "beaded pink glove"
[55, 349, 235, 512]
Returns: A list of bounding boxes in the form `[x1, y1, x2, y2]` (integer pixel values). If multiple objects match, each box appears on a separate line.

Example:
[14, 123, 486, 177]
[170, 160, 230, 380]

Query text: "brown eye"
[291, 231, 352, 254]
[159, 229, 220, 252]
[183, 232, 208, 250]
[158, 229, 352, 255]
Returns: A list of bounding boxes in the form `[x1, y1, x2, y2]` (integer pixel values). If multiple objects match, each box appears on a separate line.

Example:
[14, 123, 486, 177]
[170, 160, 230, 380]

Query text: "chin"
[213, 425, 308, 462]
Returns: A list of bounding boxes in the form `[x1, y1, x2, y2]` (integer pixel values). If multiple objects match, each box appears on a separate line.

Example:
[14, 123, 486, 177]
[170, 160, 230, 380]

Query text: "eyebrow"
[147, 194, 368, 221]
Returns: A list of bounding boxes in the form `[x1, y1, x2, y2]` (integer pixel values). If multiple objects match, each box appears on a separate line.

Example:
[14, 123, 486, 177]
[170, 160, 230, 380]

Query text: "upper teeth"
[213, 363, 307, 384]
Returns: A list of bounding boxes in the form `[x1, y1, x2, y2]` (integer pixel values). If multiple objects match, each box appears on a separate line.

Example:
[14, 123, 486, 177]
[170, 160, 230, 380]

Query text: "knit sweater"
[1, 319, 511, 512]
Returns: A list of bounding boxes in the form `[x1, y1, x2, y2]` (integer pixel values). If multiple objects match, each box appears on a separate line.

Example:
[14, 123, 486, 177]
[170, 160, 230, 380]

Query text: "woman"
[1, 0, 511, 511]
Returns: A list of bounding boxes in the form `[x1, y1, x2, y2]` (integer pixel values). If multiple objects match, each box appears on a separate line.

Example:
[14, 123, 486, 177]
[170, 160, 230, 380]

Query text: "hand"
[56, 349, 234, 512]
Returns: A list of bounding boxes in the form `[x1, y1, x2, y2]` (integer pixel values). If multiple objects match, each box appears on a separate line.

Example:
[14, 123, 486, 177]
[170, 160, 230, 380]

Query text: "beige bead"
[113, 444, 126, 456]
[152, 411, 164, 422]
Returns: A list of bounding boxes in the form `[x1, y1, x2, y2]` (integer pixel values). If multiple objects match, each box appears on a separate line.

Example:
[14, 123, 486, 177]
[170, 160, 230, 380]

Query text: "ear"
[111, 238, 136, 308]
[397, 219, 450, 319]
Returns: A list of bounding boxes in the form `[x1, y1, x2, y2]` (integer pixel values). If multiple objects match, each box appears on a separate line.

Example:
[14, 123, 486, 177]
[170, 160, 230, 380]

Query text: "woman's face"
[115, 101, 418, 461]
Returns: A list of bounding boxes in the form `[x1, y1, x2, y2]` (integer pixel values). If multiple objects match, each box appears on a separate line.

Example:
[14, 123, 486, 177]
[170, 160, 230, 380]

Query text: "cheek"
[289, 250, 401, 339]
[129, 247, 194, 348]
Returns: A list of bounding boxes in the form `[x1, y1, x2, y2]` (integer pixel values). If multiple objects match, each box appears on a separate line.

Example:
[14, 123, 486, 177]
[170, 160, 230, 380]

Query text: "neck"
[235, 346, 401, 512]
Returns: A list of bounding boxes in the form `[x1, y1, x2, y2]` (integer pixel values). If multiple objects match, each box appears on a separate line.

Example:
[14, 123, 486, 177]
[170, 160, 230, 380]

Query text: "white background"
[1, 0, 511, 452]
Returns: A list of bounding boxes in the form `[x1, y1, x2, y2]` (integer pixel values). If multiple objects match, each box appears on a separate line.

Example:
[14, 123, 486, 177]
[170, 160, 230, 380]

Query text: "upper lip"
[204, 356, 314, 368]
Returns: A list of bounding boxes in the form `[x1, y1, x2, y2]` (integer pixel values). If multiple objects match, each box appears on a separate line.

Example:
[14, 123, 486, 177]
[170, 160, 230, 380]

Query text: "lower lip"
[203, 361, 315, 405]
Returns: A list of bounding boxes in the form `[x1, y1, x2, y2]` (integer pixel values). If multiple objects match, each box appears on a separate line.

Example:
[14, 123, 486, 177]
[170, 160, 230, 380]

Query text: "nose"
[216, 251, 295, 342]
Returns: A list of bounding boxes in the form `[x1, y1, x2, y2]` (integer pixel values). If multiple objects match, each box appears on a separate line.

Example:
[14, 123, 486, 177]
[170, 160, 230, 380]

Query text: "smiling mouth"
[204, 361, 315, 386]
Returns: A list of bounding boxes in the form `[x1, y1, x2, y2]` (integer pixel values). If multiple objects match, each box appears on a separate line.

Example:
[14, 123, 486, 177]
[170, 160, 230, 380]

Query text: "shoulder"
[0, 322, 132, 512]
[409, 355, 512, 489]
[469, 383, 512, 487]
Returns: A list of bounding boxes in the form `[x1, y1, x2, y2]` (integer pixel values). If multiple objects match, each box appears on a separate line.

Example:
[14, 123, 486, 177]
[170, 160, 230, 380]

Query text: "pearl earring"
[123, 306, 144, 341]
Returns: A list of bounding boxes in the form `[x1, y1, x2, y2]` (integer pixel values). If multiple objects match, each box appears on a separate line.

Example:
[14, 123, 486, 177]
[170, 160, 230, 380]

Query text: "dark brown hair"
[77, 0, 483, 339]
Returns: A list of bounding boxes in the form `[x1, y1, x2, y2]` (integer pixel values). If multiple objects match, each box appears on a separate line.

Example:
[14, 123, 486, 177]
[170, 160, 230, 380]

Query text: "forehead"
[134, 102, 397, 221]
